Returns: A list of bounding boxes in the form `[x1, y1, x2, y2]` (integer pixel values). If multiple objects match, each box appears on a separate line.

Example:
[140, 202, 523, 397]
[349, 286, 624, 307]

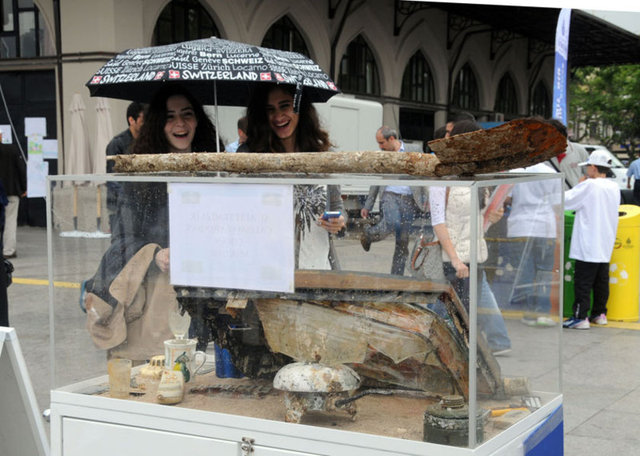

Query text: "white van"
[582, 144, 629, 189]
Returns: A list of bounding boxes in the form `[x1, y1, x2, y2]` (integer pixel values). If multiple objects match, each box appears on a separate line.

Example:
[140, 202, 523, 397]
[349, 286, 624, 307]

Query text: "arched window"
[0, 0, 53, 58]
[261, 16, 309, 57]
[531, 81, 551, 118]
[401, 51, 435, 103]
[153, 0, 218, 45]
[494, 73, 519, 116]
[451, 63, 479, 110]
[338, 35, 380, 96]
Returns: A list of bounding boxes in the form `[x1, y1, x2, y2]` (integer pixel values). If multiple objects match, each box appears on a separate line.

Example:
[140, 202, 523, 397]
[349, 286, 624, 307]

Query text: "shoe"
[492, 348, 511, 356]
[360, 233, 371, 252]
[590, 313, 608, 325]
[522, 315, 556, 327]
[562, 317, 590, 329]
[3, 252, 16, 259]
[79, 279, 89, 314]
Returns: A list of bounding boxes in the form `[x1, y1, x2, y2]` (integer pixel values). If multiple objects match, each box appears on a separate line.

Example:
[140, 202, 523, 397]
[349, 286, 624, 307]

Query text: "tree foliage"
[569, 65, 640, 158]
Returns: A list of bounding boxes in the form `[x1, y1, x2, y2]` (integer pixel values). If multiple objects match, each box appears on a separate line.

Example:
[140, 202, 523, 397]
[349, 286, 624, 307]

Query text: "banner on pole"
[553, 8, 572, 125]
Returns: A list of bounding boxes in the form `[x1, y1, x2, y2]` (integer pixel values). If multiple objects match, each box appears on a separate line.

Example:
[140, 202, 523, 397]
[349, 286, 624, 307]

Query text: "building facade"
[1, 0, 558, 174]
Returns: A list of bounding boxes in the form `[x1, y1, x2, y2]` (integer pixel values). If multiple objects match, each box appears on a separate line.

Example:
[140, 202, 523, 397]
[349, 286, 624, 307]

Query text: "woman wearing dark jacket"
[85, 84, 223, 361]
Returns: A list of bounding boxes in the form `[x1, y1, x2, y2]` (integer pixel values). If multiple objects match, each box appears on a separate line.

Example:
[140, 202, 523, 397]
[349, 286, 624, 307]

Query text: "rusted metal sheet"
[429, 117, 567, 176]
[177, 270, 505, 399]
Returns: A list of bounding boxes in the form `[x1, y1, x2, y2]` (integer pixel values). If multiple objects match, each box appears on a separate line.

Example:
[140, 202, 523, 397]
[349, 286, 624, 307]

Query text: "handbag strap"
[410, 233, 440, 270]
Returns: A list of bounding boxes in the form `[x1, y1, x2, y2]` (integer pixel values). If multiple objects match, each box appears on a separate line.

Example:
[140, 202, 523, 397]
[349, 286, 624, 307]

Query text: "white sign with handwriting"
[168, 183, 294, 292]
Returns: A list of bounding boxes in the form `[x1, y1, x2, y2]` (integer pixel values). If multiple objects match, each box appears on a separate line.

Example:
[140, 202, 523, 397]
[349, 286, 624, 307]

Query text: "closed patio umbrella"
[93, 97, 113, 175]
[66, 93, 92, 177]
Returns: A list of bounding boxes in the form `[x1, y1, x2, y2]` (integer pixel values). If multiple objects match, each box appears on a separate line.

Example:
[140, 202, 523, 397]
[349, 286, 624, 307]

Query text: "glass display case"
[48, 171, 563, 456]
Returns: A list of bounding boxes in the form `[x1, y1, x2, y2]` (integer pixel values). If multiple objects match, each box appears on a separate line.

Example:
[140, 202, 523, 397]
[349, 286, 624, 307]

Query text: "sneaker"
[522, 316, 556, 327]
[562, 317, 590, 329]
[79, 279, 89, 313]
[590, 313, 608, 325]
[492, 348, 512, 356]
[535, 316, 557, 327]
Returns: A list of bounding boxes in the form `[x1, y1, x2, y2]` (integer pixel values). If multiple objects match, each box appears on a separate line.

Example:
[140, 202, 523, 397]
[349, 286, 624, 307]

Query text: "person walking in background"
[0, 134, 26, 259]
[563, 150, 621, 330]
[225, 116, 248, 153]
[626, 155, 640, 204]
[545, 119, 589, 190]
[105, 102, 145, 230]
[504, 162, 561, 327]
[429, 119, 511, 354]
[360, 126, 428, 275]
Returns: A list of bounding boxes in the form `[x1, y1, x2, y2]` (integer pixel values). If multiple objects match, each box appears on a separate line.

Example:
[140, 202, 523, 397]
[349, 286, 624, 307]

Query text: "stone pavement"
[5, 225, 640, 455]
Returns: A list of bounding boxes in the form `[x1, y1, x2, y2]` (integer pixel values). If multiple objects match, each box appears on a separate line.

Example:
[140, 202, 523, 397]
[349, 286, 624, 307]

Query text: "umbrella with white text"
[86, 36, 339, 107]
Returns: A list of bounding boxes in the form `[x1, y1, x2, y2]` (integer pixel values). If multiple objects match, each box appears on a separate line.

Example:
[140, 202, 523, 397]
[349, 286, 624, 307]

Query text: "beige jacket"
[85, 243, 176, 361]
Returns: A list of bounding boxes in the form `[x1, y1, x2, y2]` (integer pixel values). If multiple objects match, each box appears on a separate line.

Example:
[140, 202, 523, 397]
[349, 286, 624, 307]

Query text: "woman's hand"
[317, 215, 346, 234]
[155, 248, 170, 273]
[487, 206, 504, 224]
[452, 257, 469, 278]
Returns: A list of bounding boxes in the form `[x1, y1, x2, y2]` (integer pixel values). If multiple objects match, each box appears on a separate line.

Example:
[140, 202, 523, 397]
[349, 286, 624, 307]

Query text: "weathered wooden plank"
[294, 270, 452, 293]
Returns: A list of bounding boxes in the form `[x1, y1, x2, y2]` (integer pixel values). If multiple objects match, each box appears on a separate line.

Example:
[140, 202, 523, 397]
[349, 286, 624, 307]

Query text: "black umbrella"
[86, 36, 340, 108]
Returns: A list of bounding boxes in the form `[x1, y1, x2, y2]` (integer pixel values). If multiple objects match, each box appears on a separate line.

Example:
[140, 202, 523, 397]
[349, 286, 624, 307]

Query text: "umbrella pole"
[96, 185, 102, 232]
[73, 184, 78, 231]
[214, 80, 220, 153]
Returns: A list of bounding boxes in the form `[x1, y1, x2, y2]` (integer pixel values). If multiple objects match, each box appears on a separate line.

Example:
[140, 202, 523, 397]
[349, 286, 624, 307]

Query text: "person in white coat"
[563, 150, 621, 329]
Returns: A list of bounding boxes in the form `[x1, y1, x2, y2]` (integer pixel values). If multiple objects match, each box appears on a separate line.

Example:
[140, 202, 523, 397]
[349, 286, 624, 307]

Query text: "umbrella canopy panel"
[86, 37, 339, 106]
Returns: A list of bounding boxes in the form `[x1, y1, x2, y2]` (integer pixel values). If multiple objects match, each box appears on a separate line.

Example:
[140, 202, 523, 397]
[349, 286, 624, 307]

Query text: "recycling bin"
[607, 205, 640, 321]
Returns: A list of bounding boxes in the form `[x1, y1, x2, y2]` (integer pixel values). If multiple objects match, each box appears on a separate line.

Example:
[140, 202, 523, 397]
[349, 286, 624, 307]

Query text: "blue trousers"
[503, 237, 555, 314]
[365, 192, 421, 275]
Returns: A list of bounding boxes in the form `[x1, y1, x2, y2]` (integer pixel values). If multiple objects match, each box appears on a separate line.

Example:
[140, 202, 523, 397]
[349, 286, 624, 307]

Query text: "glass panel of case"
[48, 171, 562, 449]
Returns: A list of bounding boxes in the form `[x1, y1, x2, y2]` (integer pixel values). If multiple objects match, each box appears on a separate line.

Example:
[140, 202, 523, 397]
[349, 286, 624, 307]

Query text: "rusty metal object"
[429, 117, 567, 176]
[177, 271, 506, 401]
[189, 383, 274, 398]
[110, 118, 565, 177]
[423, 395, 490, 446]
[273, 363, 360, 423]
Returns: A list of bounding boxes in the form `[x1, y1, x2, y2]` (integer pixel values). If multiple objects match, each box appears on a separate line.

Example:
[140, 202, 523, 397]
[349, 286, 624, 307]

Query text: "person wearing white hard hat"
[563, 149, 621, 329]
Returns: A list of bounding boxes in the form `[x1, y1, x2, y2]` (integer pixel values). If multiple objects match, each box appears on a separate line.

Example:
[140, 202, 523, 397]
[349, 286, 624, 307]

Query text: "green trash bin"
[563, 210, 593, 317]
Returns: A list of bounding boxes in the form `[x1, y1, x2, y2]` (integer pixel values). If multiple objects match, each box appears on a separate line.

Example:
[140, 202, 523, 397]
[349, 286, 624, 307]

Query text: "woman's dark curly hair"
[243, 84, 332, 153]
[131, 83, 223, 154]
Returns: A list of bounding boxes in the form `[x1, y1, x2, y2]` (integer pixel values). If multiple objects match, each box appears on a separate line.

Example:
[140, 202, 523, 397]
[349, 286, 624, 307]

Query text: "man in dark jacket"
[105, 102, 145, 230]
[0, 138, 26, 258]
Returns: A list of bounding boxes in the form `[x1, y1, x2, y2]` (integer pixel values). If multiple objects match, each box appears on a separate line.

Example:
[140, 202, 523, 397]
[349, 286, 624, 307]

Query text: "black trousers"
[573, 260, 609, 320]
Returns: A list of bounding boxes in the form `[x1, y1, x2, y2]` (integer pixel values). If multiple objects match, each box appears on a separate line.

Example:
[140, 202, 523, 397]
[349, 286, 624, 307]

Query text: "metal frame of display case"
[47, 172, 564, 456]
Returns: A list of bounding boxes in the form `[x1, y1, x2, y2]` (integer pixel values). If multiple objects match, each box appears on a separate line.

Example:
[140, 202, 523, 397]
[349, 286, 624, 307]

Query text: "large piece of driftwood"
[112, 150, 440, 175]
[111, 117, 566, 176]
